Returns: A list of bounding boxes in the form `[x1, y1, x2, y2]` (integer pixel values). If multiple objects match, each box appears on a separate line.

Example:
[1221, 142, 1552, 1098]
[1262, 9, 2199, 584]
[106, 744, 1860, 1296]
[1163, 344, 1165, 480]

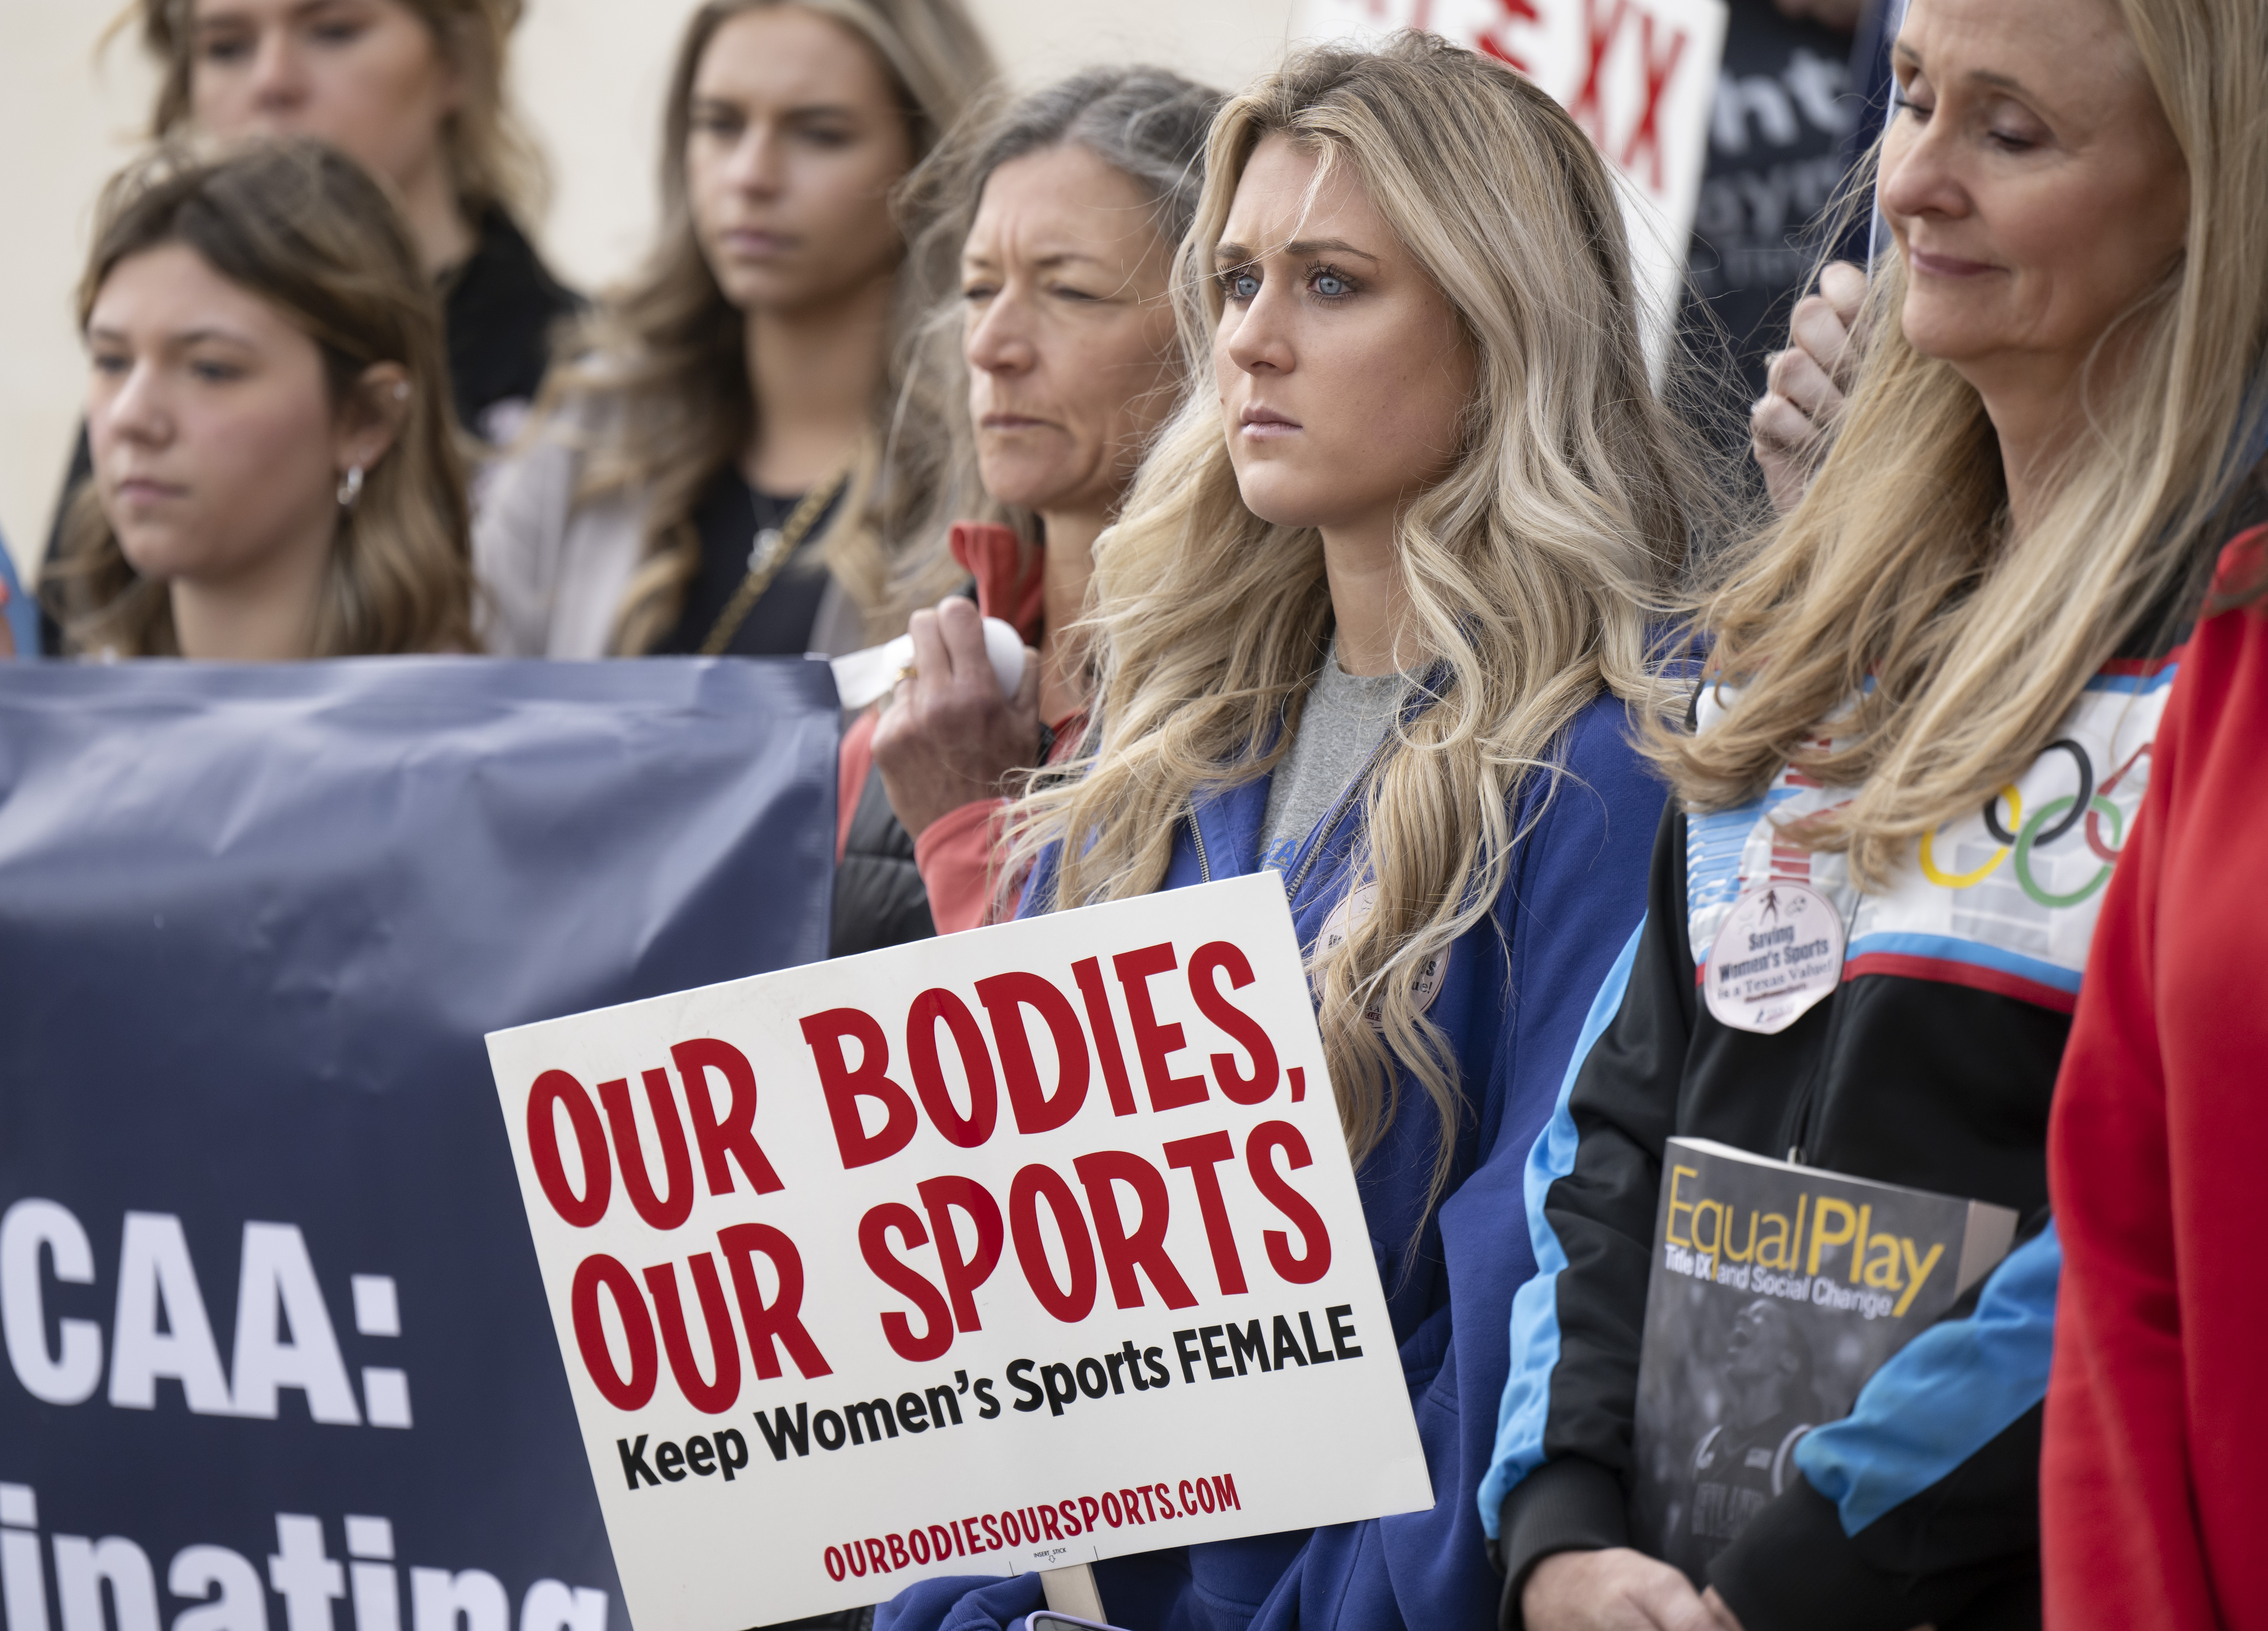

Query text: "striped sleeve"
[1792, 1220, 2059, 1534]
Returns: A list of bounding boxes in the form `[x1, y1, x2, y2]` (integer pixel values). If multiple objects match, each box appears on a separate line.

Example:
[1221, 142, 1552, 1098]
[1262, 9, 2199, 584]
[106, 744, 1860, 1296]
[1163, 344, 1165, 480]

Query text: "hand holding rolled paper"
[832, 606, 1027, 710]
[865, 597, 1045, 839]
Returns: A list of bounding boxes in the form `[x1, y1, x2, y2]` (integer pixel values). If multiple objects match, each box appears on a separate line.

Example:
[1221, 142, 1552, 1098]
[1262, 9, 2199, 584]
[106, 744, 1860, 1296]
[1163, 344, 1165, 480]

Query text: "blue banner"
[0, 658, 838, 1631]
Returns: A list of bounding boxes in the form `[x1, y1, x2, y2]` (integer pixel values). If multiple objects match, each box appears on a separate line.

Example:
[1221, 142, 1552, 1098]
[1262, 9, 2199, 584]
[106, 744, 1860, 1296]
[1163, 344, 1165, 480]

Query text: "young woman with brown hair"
[38, 0, 569, 653]
[473, 0, 994, 661]
[45, 141, 476, 658]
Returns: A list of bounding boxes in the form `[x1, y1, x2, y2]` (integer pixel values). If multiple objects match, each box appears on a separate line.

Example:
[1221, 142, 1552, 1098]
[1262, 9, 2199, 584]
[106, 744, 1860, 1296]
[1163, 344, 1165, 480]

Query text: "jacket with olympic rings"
[1476, 619, 2196, 1631]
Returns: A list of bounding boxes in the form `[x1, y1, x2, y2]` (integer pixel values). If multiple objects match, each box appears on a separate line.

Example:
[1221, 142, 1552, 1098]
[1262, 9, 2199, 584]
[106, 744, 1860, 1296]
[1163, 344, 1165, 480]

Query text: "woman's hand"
[1751, 260, 1867, 514]
[870, 595, 1042, 838]
[1521, 1548, 1744, 1631]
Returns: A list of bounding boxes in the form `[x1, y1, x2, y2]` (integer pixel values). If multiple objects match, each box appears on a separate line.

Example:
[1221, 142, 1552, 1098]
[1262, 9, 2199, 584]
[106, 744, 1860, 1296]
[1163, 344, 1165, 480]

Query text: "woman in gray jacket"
[475, 0, 993, 659]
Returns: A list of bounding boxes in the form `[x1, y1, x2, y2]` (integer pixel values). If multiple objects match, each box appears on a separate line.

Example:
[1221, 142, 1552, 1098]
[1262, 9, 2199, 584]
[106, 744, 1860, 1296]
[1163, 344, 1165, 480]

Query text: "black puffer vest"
[828, 762, 934, 957]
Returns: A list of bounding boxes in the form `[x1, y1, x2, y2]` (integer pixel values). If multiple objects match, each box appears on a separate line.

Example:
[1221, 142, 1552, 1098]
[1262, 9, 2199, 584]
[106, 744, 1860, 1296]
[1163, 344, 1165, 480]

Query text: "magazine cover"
[1631, 1137, 2018, 1580]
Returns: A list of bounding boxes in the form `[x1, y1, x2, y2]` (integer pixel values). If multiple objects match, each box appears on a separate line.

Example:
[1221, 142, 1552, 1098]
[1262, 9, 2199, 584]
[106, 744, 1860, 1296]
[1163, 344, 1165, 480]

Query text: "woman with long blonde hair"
[885, 33, 1693, 1631]
[1488, 0, 2264, 1626]
[45, 141, 475, 658]
[474, 0, 993, 660]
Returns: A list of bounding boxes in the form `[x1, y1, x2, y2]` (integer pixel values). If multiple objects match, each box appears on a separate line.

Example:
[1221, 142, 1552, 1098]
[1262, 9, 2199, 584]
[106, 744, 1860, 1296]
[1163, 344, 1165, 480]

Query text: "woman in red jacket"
[2043, 513, 2268, 1629]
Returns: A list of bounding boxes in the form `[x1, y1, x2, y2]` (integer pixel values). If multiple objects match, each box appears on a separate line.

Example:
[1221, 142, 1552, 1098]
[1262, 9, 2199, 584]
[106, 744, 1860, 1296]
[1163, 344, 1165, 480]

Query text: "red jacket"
[836, 522, 1078, 933]
[2044, 527, 2268, 1630]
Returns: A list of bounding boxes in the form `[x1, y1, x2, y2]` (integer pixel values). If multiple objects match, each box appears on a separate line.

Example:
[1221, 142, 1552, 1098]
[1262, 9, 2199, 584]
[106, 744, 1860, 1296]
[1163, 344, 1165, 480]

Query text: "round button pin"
[1702, 881, 1846, 1035]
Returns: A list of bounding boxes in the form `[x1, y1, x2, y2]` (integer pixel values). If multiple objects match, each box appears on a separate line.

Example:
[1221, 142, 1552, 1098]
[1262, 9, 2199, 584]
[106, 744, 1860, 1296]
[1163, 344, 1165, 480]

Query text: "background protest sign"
[0, 658, 838, 1631]
[487, 872, 1432, 1630]
[1295, 0, 1729, 363]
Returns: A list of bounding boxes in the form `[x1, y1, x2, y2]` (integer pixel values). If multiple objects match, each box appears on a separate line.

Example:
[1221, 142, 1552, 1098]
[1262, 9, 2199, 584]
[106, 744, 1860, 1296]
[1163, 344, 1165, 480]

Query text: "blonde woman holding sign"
[1486, 0, 2266, 1627]
[882, 32, 1695, 1631]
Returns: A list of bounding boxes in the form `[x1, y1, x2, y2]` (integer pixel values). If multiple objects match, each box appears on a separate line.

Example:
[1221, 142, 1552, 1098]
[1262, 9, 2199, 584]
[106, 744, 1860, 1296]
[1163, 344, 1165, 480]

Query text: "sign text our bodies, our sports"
[522, 938, 1338, 1414]
[489, 876, 1431, 1627]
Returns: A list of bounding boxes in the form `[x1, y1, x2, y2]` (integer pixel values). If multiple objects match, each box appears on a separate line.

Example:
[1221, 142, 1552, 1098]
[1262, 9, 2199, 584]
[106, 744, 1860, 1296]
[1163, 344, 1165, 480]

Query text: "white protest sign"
[1293, 0, 1729, 364]
[486, 873, 1431, 1628]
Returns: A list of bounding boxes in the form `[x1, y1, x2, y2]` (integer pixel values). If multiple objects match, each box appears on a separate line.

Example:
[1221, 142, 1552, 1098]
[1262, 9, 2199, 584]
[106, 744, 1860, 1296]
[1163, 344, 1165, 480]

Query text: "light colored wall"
[0, 0, 1299, 579]
[0, 6, 160, 574]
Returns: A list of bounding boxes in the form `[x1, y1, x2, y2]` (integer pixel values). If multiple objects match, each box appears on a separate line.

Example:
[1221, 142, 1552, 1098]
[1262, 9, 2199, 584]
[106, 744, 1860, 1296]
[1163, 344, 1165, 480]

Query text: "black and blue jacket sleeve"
[1482, 802, 2056, 1631]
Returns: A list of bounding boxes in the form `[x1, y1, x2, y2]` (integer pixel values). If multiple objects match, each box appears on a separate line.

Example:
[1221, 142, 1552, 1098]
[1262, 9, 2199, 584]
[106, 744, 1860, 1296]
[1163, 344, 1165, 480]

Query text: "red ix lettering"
[1475, 0, 1542, 73]
[1619, 12, 1688, 193]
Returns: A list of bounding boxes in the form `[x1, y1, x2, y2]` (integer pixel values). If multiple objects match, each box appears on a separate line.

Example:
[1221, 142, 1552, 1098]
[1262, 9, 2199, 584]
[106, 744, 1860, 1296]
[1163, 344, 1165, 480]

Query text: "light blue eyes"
[1225, 269, 1352, 300]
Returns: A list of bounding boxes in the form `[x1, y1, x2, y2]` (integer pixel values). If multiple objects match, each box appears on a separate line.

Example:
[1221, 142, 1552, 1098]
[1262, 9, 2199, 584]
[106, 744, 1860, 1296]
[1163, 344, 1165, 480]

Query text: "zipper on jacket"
[1185, 806, 1213, 883]
[1776, 1001, 1829, 1165]
[1283, 735, 1399, 901]
[1778, 955, 1856, 1165]
[1771, 883, 1865, 1165]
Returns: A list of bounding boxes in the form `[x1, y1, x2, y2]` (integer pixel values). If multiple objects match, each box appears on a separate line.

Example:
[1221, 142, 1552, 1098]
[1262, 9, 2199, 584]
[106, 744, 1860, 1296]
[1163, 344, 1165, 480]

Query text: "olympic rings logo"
[2013, 794, 2125, 908]
[1919, 785, 2023, 889]
[1916, 738, 2149, 906]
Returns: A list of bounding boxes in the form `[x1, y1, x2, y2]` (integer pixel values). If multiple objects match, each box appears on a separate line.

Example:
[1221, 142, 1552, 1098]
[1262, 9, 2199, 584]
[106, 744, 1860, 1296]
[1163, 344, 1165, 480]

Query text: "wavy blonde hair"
[46, 141, 476, 657]
[533, 0, 994, 654]
[1659, 0, 2268, 884]
[1009, 34, 1693, 1203]
[127, 0, 548, 221]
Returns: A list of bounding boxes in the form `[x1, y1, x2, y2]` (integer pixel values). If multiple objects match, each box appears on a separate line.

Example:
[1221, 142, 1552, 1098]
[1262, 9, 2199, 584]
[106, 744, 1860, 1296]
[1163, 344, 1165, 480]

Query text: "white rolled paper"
[825, 615, 1027, 710]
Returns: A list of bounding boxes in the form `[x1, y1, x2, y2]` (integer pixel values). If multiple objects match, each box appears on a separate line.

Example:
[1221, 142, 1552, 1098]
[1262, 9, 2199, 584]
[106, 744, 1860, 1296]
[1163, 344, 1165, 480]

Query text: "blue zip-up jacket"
[878, 692, 1664, 1631]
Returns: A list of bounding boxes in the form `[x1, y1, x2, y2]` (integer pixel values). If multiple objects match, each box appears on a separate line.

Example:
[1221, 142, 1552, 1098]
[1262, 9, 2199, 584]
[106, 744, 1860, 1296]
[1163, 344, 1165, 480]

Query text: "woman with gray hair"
[830, 65, 1225, 953]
